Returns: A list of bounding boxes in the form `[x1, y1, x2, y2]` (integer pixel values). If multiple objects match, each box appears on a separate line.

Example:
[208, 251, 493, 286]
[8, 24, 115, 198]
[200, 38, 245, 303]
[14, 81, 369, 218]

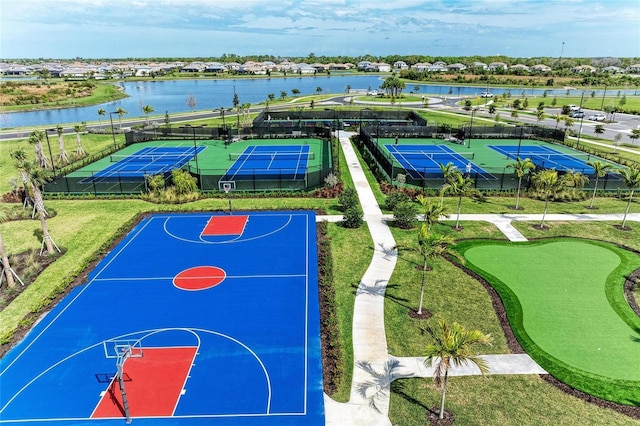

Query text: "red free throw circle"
[173, 266, 226, 291]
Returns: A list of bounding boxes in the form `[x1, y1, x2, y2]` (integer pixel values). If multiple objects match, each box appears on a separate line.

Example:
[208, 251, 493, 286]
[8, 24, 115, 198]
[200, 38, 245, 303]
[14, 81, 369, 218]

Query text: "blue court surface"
[0, 212, 324, 425]
[222, 145, 310, 181]
[81, 146, 205, 184]
[386, 144, 493, 180]
[489, 145, 597, 174]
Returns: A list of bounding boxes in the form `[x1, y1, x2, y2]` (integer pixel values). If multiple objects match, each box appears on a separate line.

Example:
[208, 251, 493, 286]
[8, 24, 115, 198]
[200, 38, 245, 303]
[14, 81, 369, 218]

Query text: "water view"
[0, 74, 623, 129]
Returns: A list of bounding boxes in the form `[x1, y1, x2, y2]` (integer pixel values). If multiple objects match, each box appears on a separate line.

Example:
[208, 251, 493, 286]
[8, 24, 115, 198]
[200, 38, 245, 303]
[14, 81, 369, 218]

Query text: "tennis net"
[229, 152, 316, 161]
[394, 151, 475, 160]
[511, 153, 591, 162]
[109, 154, 193, 163]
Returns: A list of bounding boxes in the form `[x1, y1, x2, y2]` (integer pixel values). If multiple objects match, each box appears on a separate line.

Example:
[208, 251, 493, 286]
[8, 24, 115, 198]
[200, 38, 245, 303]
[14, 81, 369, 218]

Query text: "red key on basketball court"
[201, 215, 248, 236]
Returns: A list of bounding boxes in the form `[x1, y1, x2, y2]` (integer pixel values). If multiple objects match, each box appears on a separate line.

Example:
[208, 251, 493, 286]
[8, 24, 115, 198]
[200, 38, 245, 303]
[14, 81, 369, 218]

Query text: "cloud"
[1, 0, 638, 58]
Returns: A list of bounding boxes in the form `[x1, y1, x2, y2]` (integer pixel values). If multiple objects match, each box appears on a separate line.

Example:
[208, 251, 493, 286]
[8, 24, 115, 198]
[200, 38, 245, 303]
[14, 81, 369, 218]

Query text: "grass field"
[2, 122, 640, 425]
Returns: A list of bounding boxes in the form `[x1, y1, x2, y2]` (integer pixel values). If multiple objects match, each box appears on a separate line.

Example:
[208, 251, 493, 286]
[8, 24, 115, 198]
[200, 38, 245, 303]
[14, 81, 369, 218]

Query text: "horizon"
[1, 0, 639, 60]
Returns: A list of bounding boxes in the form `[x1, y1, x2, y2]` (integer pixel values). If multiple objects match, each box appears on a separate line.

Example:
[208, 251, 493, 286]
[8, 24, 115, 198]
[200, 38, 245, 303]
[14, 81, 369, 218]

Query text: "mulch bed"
[426, 408, 455, 426]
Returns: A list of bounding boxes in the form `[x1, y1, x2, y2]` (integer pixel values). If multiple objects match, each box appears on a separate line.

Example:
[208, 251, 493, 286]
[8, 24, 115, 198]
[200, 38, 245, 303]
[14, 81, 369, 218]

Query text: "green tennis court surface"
[458, 238, 640, 404]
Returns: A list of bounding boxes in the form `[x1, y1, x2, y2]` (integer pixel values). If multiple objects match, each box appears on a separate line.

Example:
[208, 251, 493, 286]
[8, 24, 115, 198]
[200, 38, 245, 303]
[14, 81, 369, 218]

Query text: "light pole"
[467, 109, 476, 149]
[108, 111, 118, 149]
[185, 124, 206, 188]
[600, 84, 607, 110]
[44, 129, 57, 175]
[576, 115, 585, 149]
[516, 125, 524, 158]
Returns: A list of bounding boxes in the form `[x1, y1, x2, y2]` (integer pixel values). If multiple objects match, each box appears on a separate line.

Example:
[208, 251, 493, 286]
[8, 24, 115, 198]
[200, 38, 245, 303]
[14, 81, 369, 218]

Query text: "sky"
[1, 0, 639, 60]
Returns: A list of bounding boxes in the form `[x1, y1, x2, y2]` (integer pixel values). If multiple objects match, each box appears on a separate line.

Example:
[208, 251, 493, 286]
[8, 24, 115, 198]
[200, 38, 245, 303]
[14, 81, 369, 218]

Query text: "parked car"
[480, 92, 494, 98]
[568, 104, 581, 111]
[588, 113, 606, 121]
[570, 110, 585, 118]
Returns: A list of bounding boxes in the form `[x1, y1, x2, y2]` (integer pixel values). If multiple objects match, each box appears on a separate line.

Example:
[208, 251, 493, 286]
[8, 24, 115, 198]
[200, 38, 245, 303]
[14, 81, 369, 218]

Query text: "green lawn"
[457, 238, 640, 404]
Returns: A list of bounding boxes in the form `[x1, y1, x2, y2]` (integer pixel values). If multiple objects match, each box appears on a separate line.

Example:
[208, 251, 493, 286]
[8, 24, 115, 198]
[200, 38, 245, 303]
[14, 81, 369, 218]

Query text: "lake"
[0, 74, 619, 129]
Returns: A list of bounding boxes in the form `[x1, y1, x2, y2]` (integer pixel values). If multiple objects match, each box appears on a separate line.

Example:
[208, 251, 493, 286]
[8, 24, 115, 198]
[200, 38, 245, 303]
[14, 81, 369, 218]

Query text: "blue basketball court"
[80, 146, 205, 183]
[0, 212, 324, 425]
[489, 145, 597, 174]
[222, 145, 311, 181]
[386, 144, 493, 179]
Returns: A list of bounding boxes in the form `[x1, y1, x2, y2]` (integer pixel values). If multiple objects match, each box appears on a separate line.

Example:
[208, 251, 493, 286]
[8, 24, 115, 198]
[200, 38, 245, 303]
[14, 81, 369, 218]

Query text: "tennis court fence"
[43, 164, 332, 195]
[356, 128, 627, 191]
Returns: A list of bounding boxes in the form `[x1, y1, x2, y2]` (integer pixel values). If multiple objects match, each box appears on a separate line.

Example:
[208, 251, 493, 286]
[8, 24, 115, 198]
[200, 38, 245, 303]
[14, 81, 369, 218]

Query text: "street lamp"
[516, 125, 524, 158]
[108, 111, 118, 149]
[44, 128, 57, 176]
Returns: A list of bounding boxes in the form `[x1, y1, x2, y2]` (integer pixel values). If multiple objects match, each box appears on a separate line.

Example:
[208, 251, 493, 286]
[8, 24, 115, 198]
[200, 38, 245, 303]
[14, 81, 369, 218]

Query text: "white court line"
[0, 218, 155, 379]
[163, 214, 294, 245]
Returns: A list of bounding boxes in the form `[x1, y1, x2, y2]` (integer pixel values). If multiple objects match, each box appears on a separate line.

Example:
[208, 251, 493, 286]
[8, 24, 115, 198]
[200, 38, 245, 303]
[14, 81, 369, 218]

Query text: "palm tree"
[10, 148, 58, 255]
[28, 130, 50, 170]
[416, 195, 448, 231]
[115, 107, 127, 130]
[424, 320, 493, 419]
[587, 161, 615, 209]
[619, 166, 640, 228]
[553, 113, 562, 131]
[56, 125, 69, 164]
[531, 169, 563, 228]
[97, 108, 106, 129]
[443, 171, 478, 229]
[506, 157, 535, 210]
[395, 225, 461, 315]
[73, 124, 87, 156]
[142, 105, 154, 126]
[562, 169, 589, 198]
[438, 162, 457, 206]
[0, 210, 17, 289]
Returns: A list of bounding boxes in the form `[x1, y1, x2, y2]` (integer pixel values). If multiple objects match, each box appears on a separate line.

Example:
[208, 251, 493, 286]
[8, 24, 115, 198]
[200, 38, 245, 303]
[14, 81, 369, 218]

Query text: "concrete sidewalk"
[322, 131, 638, 425]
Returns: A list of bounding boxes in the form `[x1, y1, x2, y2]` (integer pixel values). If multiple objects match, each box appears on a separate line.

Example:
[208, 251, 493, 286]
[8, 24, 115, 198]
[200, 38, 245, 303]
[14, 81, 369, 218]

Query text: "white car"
[588, 114, 606, 121]
[480, 92, 494, 98]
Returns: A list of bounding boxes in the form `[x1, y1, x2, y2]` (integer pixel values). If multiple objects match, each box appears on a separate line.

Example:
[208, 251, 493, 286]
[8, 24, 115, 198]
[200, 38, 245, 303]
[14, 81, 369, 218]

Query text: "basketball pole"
[116, 348, 133, 424]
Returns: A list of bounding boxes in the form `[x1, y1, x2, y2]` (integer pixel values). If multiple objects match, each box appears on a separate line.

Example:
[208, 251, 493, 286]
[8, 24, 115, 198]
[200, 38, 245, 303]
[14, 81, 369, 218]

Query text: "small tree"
[342, 205, 363, 229]
[587, 160, 614, 209]
[394, 225, 461, 316]
[416, 195, 448, 231]
[338, 187, 359, 212]
[393, 201, 418, 229]
[55, 125, 69, 164]
[507, 157, 535, 210]
[97, 108, 106, 128]
[424, 320, 492, 420]
[0, 211, 17, 289]
[443, 171, 478, 229]
[171, 169, 197, 195]
[186, 94, 197, 112]
[73, 124, 87, 156]
[531, 169, 564, 228]
[619, 166, 640, 229]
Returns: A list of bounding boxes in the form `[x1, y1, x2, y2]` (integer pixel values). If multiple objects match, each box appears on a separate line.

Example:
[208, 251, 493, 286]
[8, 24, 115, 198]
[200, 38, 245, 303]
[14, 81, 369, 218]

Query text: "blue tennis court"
[222, 145, 310, 181]
[489, 145, 596, 174]
[80, 146, 205, 183]
[386, 144, 493, 180]
[0, 212, 324, 425]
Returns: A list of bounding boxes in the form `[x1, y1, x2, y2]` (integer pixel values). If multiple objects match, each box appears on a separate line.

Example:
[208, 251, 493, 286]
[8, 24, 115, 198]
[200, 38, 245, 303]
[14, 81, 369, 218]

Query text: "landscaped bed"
[456, 238, 640, 405]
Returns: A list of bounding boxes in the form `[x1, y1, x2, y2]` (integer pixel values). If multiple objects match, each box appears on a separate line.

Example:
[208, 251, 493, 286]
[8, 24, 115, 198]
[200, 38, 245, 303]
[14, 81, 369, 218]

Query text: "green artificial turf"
[457, 238, 640, 404]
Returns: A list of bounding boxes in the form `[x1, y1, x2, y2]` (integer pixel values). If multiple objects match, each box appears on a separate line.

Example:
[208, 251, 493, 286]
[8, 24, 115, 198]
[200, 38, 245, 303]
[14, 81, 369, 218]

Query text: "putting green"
[458, 238, 640, 403]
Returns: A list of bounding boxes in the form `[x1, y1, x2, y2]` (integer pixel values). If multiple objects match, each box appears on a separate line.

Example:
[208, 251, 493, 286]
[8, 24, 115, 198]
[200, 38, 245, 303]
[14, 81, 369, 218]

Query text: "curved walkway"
[321, 131, 639, 426]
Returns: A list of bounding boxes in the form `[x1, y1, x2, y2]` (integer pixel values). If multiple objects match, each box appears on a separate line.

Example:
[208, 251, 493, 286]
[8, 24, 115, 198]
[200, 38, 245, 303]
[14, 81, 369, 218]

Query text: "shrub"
[342, 205, 363, 228]
[385, 191, 410, 211]
[393, 201, 417, 229]
[338, 187, 359, 211]
[171, 169, 197, 195]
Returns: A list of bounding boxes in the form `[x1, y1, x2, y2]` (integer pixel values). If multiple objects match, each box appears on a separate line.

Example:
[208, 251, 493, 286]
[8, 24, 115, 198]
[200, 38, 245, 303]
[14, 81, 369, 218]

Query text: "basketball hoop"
[223, 183, 231, 194]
